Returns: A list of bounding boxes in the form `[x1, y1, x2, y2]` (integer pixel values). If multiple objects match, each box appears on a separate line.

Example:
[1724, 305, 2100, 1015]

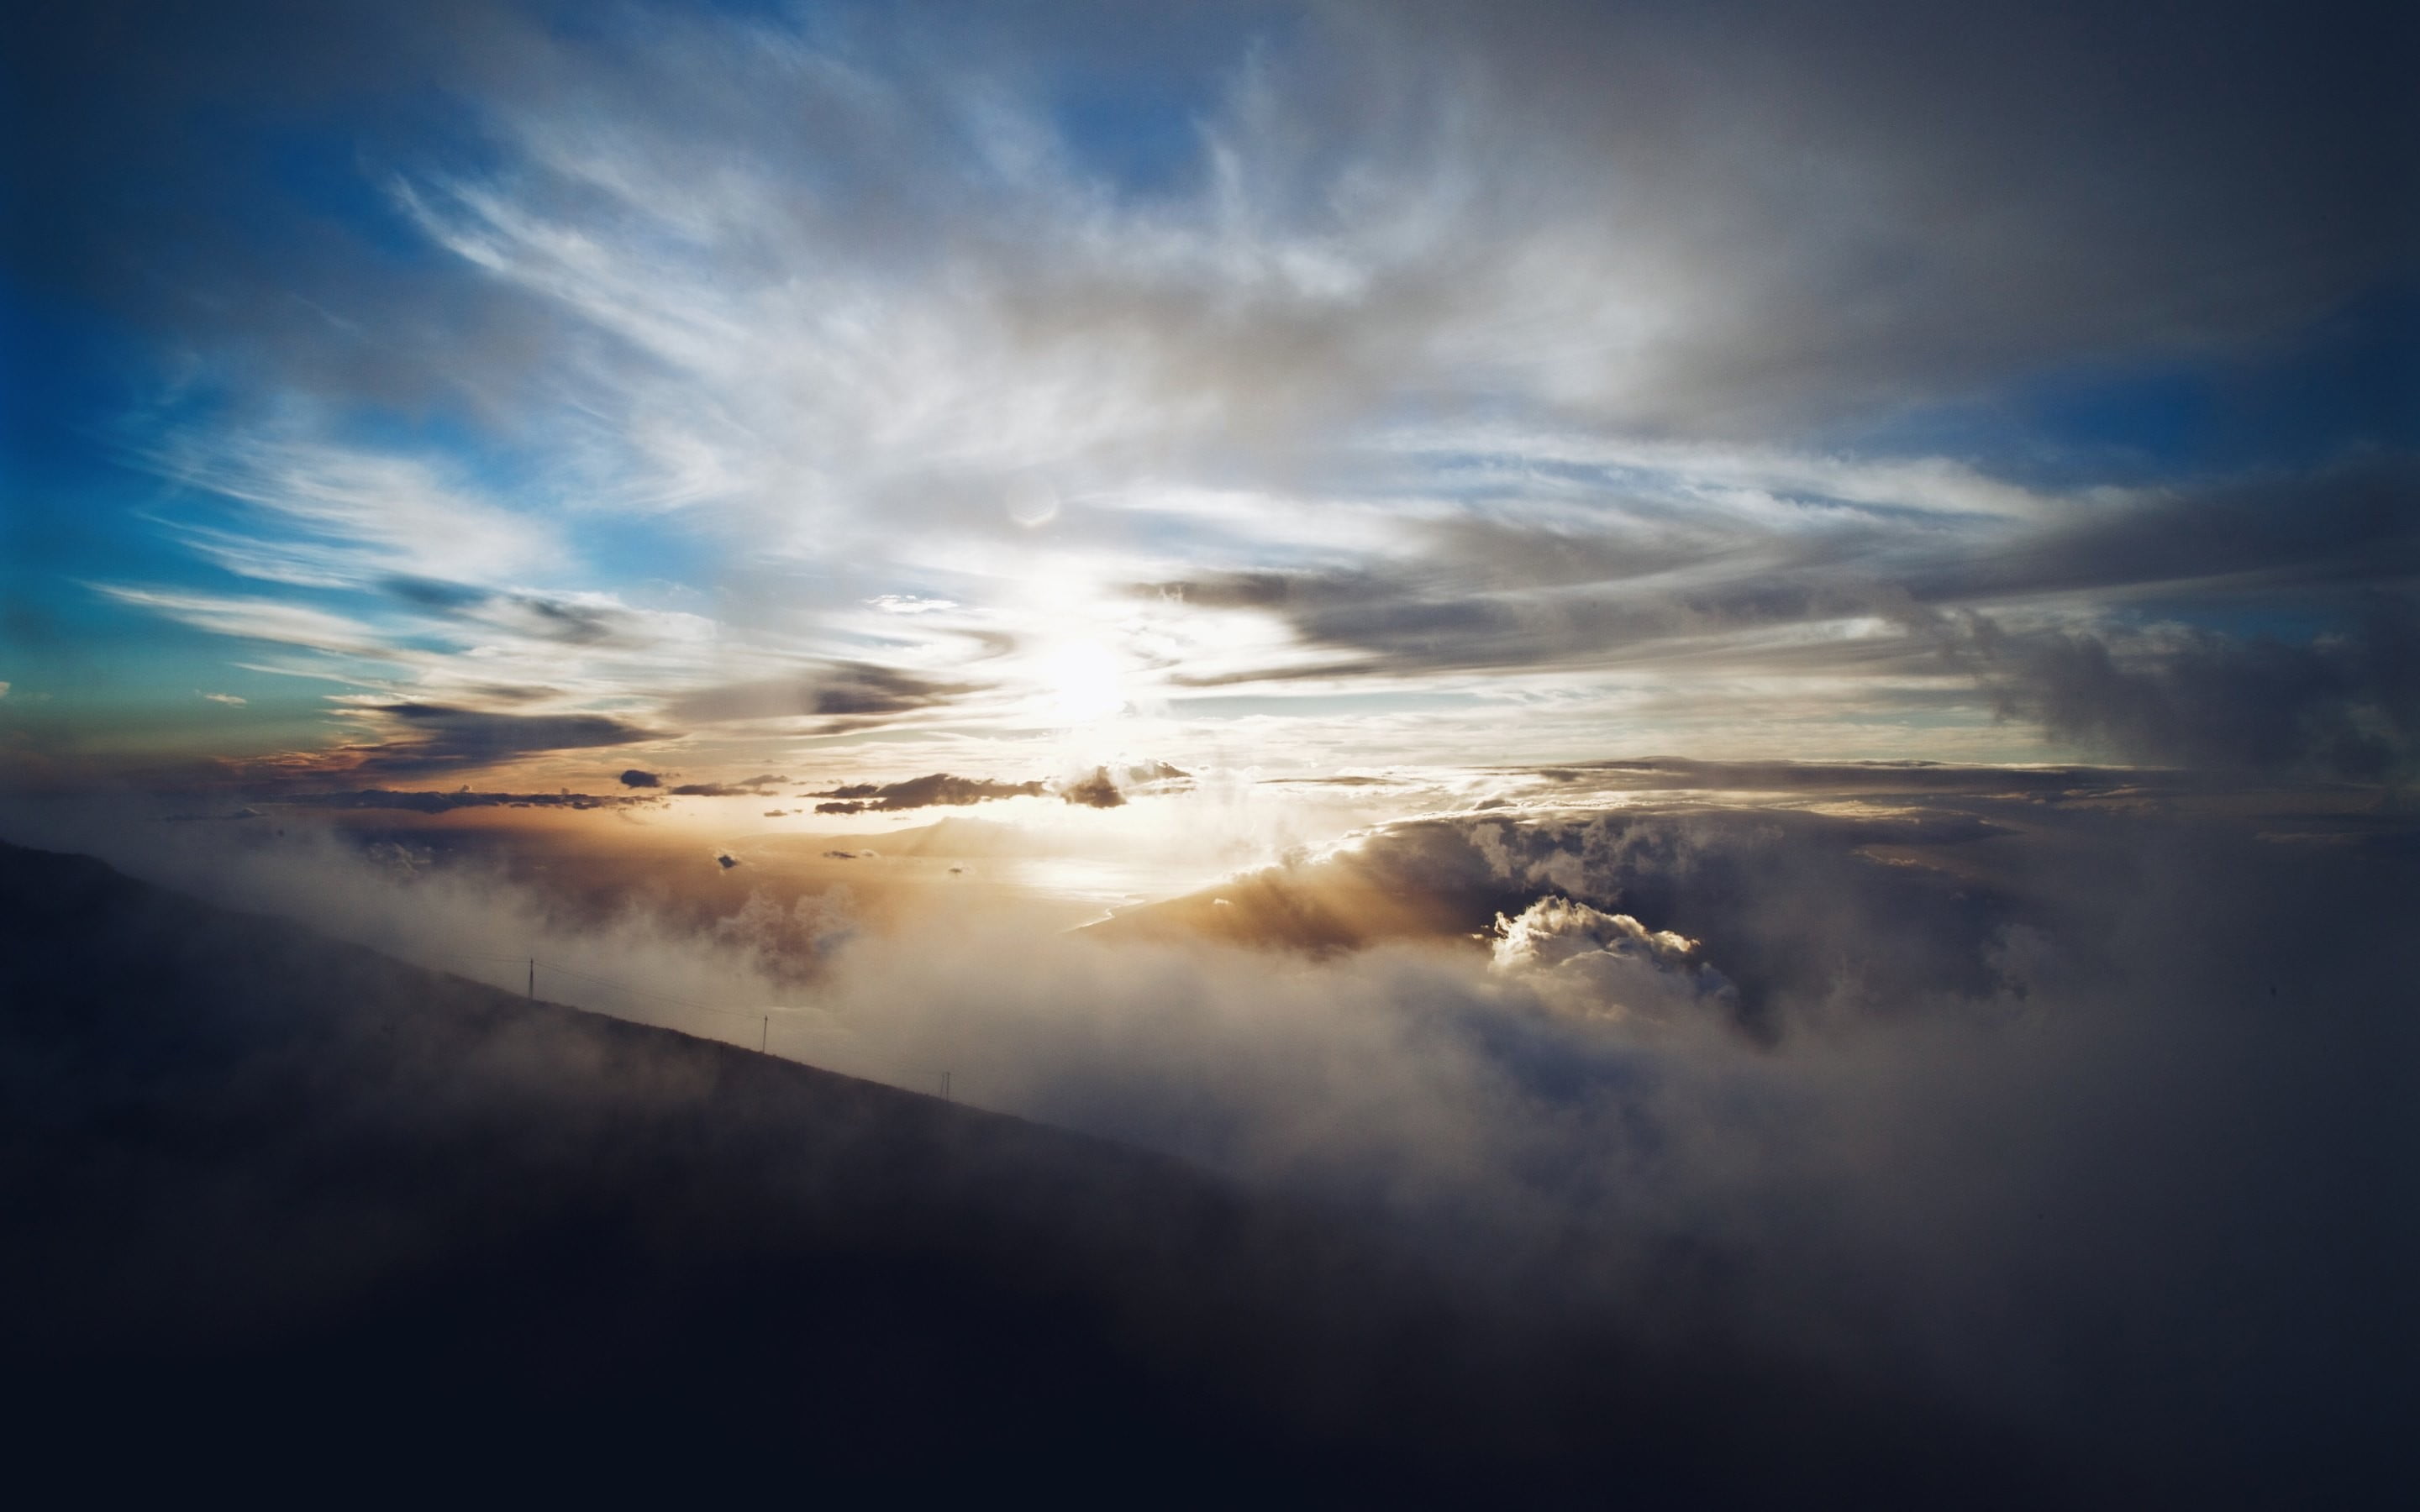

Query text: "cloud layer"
[6, 765, 2408, 1496]
[6, 0, 2411, 782]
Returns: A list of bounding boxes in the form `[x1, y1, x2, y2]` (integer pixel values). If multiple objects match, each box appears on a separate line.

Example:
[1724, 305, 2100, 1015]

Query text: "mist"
[7, 772, 2410, 1495]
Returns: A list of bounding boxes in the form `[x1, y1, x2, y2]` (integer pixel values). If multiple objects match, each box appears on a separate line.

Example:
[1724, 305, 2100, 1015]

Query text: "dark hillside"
[0, 840, 2047, 1505]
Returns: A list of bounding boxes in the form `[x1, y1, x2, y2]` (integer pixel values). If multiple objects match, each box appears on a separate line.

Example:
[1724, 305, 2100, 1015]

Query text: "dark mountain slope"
[0, 839, 2049, 1505]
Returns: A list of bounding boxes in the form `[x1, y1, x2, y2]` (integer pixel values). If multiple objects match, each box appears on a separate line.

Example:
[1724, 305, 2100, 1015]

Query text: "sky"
[3, 6, 2415, 1490]
[2, 0, 2412, 804]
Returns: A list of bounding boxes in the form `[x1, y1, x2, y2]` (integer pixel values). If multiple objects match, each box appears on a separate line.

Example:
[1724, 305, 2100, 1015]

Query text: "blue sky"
[3, 0, 2412, 792]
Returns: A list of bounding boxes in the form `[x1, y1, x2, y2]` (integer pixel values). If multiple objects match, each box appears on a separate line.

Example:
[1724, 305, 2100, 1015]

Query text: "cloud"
[89, 585, 397, 661]
[1489, 896, 1736, 1021]
[198, 691, 248, 706]
[1917, 454, 2420, 605]
[279, 788, 643, 813]
[24, 0, 2410, 448]
[1055, 767, 1125, 809]
[813, 774, 1047, 814]
[667, 664, 982, 726]
[88, 580, 731, 752]
[21, 0, 2418, 774]
[264, 701, 670, 780]
[146, 432, 559, 591]
[1989, 598, 2420, 780]
[5, 765, 2411, 1496]
[667, 774, 786, 797]
[1124, 455, 2418, 774]
[618, 769, 660, 788]
[8, 4, 2416, 1483]
[807, 763, 1188, 814]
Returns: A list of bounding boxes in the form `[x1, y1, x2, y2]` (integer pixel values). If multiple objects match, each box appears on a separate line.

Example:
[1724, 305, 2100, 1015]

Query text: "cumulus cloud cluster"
[1489, 897, 1736, 1021]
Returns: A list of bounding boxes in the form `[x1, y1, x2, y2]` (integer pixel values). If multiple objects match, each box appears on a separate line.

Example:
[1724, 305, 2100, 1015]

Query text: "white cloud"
[92, 585, 394, 660]
[145, 431, 558, 591]
[1490, 896, 1737, 1021]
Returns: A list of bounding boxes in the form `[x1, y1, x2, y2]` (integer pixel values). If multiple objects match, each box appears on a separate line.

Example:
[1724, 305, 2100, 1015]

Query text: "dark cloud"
[1187, 459, 2410, 680]
[1522, 756, 2126, 795]
[457, 683, 557, 706]
[1918, 455, 2420, 604]
[281, 788, 642, 814]
[1164, 567, 1883, 686]
[1097, 797, 2029, 1028]
[510, 596, 624, 646]
[618, 769, 660, 788]
[808, 764, 1187, 815]
[1150, 459, 2419, 774]
[16, 0, 2407, 454]
[668, 775, 787, 797]
[666, 664, 981, 727]
[381, 580, 651, 646]
[1137, 515, 1734, 617]
[382, 576, 492, 611]
[1057, 768, 1125, 809]
[811, 774, 1046, 814]
[1306, 0, 2418, 429]
[287, 702, 668, 780]
[1984, 593, 2420, 780]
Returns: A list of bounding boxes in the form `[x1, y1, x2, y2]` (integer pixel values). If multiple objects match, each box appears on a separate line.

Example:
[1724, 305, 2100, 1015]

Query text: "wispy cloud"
[260, 700, 671, 781]
[30, 0, 2415, 780]
[145, 432, 558, 591]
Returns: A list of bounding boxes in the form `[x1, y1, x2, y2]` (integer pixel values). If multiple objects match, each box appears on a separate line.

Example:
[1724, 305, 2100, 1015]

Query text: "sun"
[1039, 639, 1128, 726]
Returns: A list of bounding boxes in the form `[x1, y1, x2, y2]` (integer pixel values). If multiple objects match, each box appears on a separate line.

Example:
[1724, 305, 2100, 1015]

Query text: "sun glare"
[1039, 640, 1129, 726]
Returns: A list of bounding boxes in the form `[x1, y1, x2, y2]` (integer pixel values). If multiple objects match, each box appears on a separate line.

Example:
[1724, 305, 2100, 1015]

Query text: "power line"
[413, 948, 959, 1098]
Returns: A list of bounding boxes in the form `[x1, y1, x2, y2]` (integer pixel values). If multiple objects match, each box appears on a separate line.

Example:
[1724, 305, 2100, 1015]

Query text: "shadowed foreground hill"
[0, 840, 2053, 1505]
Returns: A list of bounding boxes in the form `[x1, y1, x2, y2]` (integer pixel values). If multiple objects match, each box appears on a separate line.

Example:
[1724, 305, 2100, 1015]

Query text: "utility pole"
[760, 1015, 769, 1053]
[942, 1070, 951, 1102]
[528, 958, 534, 1000]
